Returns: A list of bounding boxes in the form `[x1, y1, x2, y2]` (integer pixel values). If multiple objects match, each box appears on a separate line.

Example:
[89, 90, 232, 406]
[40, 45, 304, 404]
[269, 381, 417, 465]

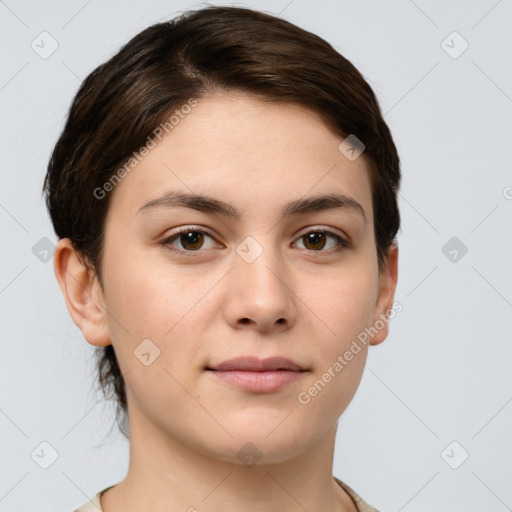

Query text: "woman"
[44, 6, 400, 511]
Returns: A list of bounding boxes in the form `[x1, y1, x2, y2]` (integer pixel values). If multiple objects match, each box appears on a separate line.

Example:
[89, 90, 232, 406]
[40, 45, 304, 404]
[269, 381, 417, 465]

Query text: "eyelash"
[160, 226, 351, 257]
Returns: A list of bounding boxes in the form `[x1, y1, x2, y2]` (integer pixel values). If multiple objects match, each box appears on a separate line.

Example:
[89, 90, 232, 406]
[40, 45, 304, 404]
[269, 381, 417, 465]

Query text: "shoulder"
[72, 485, 115, 512]
[334, 476, 381, 512]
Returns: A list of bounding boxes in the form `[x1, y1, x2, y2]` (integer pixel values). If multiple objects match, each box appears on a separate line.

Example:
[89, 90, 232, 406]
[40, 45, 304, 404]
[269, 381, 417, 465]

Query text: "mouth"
[205, 356, 308, 393]
[206, 356, 306, 372]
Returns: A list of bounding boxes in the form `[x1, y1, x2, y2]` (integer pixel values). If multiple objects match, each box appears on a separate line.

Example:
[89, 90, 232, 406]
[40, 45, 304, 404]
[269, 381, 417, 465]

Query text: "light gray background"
[1, 1, 511, 511]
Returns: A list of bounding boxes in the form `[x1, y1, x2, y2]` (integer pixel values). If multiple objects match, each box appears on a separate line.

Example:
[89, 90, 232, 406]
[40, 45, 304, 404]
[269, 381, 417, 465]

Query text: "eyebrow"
[137, 190, 367, 224]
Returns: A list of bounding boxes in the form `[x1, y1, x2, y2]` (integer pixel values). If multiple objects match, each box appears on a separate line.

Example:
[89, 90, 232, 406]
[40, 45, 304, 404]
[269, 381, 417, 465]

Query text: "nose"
[222, 242, 297, 333]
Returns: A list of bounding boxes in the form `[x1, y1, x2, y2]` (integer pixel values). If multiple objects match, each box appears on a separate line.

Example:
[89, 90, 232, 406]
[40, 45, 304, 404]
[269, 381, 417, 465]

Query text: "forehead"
[106, 91, 373, 222]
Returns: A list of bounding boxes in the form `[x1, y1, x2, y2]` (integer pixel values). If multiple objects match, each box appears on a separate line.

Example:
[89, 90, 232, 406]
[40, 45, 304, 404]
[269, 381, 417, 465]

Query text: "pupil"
[182, 231, 203, 250]
[305, 232, 325, 250]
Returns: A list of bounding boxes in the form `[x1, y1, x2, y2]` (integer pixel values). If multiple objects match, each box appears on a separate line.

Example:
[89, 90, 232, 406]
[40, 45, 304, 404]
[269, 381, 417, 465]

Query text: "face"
[73, 91, 397, 464]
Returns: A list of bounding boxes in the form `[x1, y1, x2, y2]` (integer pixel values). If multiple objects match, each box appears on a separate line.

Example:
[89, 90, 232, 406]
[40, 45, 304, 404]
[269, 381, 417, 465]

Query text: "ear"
[369, 243, 399, 346]
[53, 238, 111, 347]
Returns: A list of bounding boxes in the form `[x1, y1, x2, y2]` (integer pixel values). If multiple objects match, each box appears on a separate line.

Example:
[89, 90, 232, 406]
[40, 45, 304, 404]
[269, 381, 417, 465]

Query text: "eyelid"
[170, 225, 217, 239]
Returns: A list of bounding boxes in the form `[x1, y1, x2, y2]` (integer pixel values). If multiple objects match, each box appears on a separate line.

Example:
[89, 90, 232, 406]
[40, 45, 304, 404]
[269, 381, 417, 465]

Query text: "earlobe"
[53, 238, 111, 347]
[369, 243, 399, 346]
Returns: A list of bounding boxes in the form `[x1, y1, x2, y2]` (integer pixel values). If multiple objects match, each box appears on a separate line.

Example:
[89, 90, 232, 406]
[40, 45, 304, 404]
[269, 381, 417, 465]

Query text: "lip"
[205, 356, 308, 393]
[207, 356, 305, 372]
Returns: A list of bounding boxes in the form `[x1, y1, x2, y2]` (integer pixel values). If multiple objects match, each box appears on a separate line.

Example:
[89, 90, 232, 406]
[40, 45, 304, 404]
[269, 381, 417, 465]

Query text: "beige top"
[73, 477, 379, 512]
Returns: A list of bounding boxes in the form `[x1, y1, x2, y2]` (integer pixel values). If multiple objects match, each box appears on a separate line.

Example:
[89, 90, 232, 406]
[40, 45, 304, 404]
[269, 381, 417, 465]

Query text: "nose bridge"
[225, 234, 296, 329]
[235, 235, 287, 296]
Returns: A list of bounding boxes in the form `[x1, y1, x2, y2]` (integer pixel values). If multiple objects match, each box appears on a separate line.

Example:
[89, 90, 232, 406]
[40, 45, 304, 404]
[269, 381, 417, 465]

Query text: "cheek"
[295, 270, 376, 415]
[103, 240, 202, 332]
[304, 263, 378, 350]
[101, 248, 220, 379]
[295, 262, 378, 408]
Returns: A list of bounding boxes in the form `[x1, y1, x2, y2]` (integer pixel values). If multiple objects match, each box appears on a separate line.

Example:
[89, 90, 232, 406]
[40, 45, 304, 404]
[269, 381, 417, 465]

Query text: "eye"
[294, 229, 350, 252]
[161, 227, 219, 253]
[161, 227, 350, 256]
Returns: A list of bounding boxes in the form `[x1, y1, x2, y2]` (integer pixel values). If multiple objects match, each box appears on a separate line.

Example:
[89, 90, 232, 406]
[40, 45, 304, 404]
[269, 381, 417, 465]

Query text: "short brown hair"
[43, 5, 401, 438]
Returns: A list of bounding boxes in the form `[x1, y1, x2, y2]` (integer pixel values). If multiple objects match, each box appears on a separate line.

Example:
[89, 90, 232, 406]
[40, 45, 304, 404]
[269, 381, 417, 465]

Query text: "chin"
[195, 421, 314, 466]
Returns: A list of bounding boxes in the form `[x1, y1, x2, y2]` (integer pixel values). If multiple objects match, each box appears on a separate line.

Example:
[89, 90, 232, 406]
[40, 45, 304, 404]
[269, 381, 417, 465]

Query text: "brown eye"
[295, 230, 349, 252]
[162, 228, 218, 253]
[303, 232, 327, 250]
[178, 230, 205, 250]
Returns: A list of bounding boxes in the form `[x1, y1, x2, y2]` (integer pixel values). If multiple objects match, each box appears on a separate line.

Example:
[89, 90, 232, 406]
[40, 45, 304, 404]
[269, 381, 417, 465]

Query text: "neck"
[101, 408, 357, 512]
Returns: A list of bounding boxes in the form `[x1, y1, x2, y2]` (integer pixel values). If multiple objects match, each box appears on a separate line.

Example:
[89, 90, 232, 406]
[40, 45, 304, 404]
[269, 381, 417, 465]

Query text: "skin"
[54, 90, 398, 512]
